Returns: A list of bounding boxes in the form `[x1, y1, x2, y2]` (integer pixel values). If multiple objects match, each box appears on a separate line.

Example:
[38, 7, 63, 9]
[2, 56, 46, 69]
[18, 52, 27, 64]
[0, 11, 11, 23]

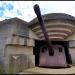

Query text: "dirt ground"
[19, 65, 75, 74]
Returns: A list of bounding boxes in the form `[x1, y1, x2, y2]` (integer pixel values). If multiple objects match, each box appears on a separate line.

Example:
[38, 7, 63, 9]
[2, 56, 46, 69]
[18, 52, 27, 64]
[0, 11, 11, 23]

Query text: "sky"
[0, 1, 75, 22]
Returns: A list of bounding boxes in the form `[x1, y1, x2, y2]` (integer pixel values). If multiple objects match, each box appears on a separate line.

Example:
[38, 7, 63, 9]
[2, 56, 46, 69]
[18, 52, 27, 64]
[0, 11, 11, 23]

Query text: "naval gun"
[34, 4, 54, 56]
[33, 4, 71, 67]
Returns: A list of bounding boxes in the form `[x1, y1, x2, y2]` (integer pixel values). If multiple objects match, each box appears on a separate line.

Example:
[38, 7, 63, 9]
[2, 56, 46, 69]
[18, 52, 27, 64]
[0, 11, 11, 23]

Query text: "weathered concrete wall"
[11, 21, 29, 37]
[65, 33, 75, 64]
[6, 35, 35, 46]
[0, 23, 12, 71]
[68, 40, 75, 64]
[69, 48, 75, 64]
[0, 18, 36, 74]
[5, 45, 35, 74]
[6, 45, 33, 55]
[29, 29, 39, 40]
[5, 34, 35, 73]
[65, 33, 75, 41]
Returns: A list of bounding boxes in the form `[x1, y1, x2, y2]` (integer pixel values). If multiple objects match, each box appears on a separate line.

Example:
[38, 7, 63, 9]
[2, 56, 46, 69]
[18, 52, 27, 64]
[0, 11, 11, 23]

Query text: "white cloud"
[0, 17, 5, 21]
[0, 1, 75, 22]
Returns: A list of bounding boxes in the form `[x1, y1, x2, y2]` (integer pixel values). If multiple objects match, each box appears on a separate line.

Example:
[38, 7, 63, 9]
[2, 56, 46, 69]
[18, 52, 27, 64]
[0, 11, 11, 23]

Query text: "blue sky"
[0, 1, 75, 22]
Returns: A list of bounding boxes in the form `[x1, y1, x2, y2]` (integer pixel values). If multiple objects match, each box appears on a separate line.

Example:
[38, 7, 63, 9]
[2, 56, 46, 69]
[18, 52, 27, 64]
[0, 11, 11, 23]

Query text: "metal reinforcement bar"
[33, 4, 54, 55]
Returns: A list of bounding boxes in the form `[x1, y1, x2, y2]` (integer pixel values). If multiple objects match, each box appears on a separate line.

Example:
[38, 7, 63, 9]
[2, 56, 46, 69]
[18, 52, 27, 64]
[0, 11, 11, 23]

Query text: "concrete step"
[19, 71, 42, 74]
[19, 66, 75, 74]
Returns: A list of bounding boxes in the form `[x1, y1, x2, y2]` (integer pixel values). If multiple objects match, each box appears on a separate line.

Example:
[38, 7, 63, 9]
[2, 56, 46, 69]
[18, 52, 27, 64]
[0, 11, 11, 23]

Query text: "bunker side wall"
[65, 33, 75, 64]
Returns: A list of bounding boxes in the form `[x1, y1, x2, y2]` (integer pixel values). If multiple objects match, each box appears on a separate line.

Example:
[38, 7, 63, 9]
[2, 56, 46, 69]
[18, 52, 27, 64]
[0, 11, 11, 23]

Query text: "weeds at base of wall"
[0, 65, 6, 74]
[8, 64, 14, 74]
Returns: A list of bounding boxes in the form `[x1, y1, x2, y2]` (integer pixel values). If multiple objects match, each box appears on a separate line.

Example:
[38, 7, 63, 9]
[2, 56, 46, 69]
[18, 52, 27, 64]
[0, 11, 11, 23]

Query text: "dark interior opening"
[33, 40, 72, 67]
[41, 46, 48, 53]
[59, 47, 62, 52]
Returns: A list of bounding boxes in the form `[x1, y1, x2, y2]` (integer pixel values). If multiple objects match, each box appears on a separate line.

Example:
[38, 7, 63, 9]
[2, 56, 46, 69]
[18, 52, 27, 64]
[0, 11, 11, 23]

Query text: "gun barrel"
[34, 4, 49, 41]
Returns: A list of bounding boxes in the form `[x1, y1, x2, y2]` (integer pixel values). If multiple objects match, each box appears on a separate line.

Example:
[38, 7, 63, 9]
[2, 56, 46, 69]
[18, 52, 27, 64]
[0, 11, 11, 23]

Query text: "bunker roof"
[28, 13, 75, 27]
